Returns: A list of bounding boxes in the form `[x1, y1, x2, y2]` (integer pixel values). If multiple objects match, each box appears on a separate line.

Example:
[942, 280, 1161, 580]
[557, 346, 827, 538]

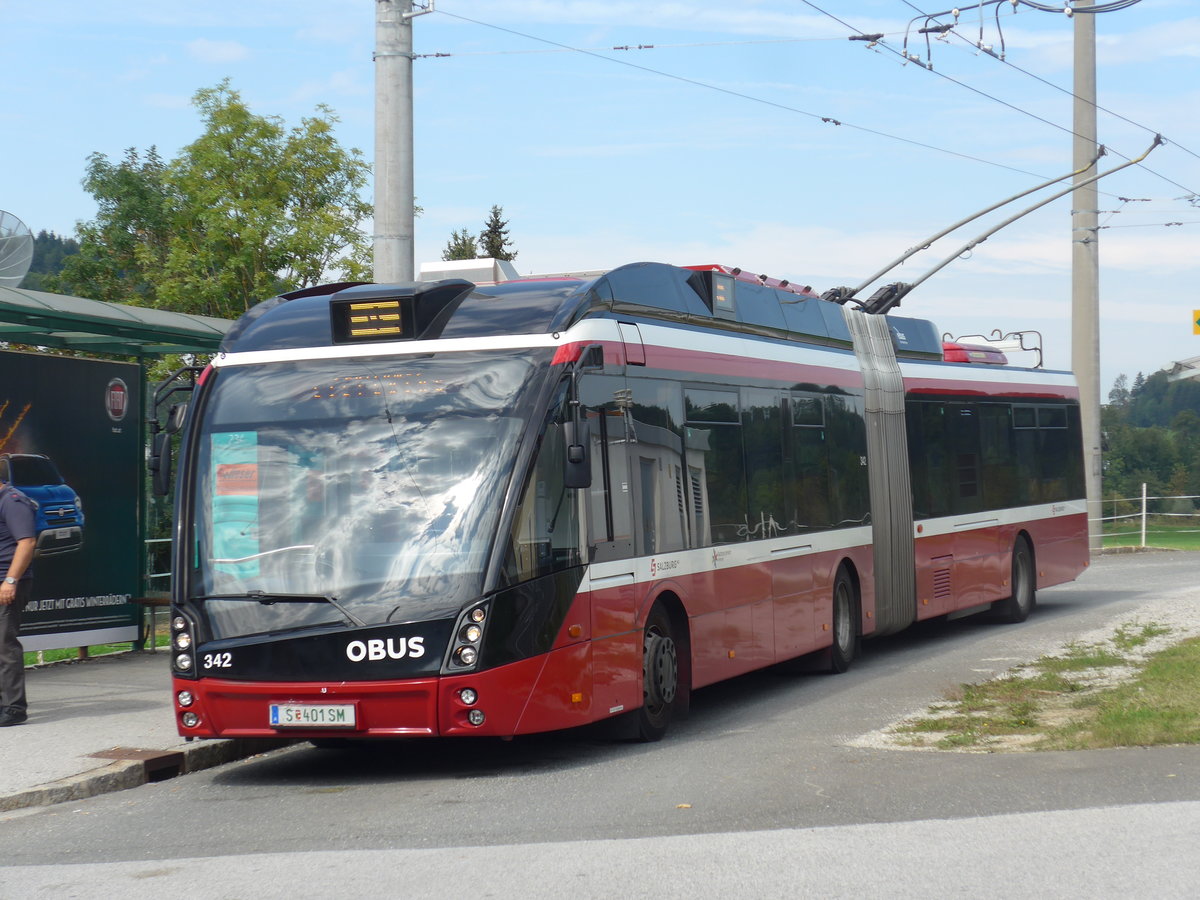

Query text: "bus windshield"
[189, 350, 548, 640]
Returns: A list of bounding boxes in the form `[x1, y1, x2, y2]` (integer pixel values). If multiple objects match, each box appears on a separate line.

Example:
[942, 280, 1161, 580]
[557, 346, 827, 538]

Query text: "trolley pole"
[374, 1, 428, 283]
[1071, 0, 1102, 553]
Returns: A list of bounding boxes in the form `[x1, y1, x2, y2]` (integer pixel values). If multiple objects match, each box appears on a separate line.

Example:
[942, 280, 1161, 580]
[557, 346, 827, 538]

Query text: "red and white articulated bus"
[161, 261, 1088, 743]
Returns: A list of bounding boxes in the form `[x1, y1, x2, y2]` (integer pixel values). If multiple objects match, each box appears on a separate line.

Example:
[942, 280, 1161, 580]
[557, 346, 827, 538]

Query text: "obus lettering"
[345, 637, 425, 662]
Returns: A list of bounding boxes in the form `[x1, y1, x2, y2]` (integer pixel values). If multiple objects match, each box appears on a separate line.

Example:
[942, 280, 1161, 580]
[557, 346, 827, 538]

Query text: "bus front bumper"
[172, 642, 597, 739]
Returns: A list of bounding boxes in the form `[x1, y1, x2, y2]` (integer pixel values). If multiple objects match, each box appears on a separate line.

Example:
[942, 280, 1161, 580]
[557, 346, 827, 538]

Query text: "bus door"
[579, 372, 641, 718]
[626, 380, 689, 561]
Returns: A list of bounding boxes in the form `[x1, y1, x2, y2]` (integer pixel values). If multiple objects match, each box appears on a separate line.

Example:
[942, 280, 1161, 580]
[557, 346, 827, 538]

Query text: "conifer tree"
[478, 204, 517, 261]
[441, 228, 478, 261]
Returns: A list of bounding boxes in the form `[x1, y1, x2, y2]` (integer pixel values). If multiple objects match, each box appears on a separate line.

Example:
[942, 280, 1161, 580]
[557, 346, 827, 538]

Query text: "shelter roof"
[0, 285, 230, 356]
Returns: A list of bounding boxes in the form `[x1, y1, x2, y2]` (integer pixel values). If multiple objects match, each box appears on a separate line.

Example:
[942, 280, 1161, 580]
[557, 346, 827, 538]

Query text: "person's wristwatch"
[4, 577, 16, 585]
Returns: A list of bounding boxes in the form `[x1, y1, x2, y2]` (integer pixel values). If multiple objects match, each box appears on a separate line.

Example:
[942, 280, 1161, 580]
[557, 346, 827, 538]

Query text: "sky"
[4, 0, 1199, 391]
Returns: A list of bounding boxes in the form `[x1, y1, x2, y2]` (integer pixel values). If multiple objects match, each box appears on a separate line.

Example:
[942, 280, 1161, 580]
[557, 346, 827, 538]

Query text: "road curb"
[0, 738, 290, 814]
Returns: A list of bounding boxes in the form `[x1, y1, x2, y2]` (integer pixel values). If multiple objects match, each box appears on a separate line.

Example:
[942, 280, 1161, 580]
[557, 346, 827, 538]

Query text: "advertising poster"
[0, 350, 141, 650]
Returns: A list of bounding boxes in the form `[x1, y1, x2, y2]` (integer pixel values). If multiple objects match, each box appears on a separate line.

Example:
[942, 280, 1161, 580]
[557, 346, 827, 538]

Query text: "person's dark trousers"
[0, 579, 31, 715]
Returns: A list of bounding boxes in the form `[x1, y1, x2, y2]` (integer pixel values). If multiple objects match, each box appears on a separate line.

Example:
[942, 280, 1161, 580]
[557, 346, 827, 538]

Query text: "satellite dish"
[0, 210, 34, 288]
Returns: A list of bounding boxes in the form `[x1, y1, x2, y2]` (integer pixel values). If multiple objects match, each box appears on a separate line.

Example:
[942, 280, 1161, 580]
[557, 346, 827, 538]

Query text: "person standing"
[0, 478, 36, 727]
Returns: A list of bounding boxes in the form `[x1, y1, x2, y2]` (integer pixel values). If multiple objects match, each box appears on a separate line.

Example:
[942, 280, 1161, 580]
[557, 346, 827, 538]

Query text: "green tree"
[55, 81, 373, 319]
[1104, 423, 1178, 500]
[1107, 373, 1130, 409]
[50, 147, 173, 304]
[442, 228, 478, 261]
[478, 204, 517, 261]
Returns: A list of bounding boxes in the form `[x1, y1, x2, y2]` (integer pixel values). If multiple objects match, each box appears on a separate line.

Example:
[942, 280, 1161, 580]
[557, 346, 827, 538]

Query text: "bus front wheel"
[637, 604, 679, 742]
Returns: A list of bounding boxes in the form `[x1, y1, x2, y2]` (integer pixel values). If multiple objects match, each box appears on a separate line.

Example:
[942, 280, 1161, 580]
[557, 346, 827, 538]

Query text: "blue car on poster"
[0, 453, 84, 556]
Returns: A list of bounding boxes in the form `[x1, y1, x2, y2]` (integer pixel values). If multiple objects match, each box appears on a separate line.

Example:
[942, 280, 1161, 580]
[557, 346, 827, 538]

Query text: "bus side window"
[587, 408, 610, 545]
[742, 388, 785, 539]
[502, 406, 583, 585]
[979, 403, 1016, 511]
[685, 388, 747, 545]
[584, 403, 635, 563]
[788, 393, 830, 532]
[628, 379, 688, 556]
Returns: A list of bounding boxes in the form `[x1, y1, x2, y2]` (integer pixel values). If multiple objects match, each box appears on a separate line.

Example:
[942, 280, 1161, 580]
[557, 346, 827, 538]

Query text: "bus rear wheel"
[993, 537, 1036, 624]
[637, 604, 679, 742]
[829, 567, 859, 673]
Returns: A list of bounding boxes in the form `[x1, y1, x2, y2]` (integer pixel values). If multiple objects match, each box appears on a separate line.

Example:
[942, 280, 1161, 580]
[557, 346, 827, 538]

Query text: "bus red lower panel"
[174, 640, 602, 740]
[1028, 512, 1090, 588]
[912, 512, 1089, 621]
[176, 676, 441, 739]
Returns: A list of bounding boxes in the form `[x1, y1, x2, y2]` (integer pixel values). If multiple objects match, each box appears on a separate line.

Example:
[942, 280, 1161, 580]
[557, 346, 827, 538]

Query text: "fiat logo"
[105, 378, 129, 422]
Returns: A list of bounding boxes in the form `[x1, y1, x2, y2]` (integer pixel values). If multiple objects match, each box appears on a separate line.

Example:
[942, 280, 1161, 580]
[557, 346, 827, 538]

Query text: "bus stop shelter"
[0, 283, 231, 648]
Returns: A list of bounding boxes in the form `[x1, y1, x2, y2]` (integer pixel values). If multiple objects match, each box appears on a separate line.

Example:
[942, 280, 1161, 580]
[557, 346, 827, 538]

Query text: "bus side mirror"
[563, 418, 591, 489]
[150, 431, 172, 497]
[165, 402, 189, 435]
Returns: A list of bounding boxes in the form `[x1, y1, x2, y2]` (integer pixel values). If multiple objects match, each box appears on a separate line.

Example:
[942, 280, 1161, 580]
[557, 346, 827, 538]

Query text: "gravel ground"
[851, 565, 1200, 752]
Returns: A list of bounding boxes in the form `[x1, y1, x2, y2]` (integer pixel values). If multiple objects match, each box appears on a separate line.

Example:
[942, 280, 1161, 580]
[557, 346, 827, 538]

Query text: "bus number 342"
[202, 652, 233, 669]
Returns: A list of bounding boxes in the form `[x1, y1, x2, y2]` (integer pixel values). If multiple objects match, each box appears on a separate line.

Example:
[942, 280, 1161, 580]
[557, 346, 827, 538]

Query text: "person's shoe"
[0, 707, 28, 726]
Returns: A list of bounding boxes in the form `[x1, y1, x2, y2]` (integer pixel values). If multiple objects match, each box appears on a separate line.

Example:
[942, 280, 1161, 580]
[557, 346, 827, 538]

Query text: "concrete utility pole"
[374, 1, 431, 283]
[1071, 0, 1102, 553]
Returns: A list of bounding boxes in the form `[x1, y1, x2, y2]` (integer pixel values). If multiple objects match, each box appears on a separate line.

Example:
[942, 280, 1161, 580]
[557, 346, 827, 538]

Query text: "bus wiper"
[203, 591, 367, 628]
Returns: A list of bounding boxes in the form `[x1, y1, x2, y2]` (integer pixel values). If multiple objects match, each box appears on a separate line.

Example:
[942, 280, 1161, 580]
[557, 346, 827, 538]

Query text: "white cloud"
[187, 38, 251, 64]
[1005, 15, 1200, 70]
[287, 70, 369, 105]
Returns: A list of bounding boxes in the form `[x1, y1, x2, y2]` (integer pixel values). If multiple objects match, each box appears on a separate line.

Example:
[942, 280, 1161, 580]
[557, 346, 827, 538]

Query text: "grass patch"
[1103, 524, 1200, 551]
[892, 620, 1200, 752]
[1112, 620, 1171, 651]
[1040, 638, 1200, 750]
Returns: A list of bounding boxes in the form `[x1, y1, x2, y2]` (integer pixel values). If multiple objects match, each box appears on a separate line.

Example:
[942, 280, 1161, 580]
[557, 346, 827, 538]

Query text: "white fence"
[1098, 485, 1200, 547]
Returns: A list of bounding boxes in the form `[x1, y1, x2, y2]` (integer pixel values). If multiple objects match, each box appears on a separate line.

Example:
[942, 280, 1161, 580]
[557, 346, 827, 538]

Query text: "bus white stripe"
[580, 500, 1083, 593]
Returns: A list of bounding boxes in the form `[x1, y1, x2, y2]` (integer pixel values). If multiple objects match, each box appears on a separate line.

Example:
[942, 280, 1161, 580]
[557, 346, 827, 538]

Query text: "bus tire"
[637, 603, 679, 742]
[829, 566, 859, 674]
[993, 536, 1036, 624]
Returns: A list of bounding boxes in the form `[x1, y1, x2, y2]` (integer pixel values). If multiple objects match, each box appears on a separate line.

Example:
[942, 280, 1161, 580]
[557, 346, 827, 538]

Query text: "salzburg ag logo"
[650, 557, 680, 579]
[105, 378, 128, 422]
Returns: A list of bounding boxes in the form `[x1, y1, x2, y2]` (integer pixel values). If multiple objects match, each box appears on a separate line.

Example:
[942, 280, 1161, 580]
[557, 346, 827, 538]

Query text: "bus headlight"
[445, 602, 489, 672]
[171, 612, 198, 678]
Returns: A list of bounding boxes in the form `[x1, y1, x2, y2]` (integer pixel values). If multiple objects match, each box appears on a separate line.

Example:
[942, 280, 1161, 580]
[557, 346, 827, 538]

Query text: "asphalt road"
[3, 551, 1199, 897]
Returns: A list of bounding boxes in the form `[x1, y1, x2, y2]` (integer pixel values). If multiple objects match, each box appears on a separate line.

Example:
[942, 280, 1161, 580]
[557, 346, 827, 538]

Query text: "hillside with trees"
[1103, 370, 1200, 503]
[20, 231, 80, 291]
